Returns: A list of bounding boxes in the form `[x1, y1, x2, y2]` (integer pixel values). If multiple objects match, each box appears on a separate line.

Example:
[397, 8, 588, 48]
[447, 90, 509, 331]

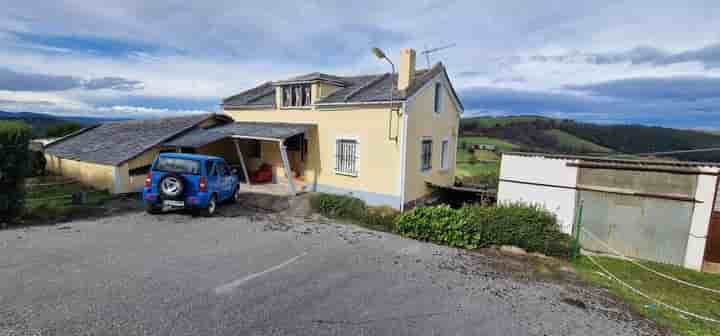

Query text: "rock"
[500, 245, 527, 256]
[529, 252, 551, 259]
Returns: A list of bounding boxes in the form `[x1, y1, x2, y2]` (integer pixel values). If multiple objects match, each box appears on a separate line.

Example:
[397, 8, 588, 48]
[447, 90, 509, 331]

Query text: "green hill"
[542, 129, 612, 153]
[459, 116, 720, 162]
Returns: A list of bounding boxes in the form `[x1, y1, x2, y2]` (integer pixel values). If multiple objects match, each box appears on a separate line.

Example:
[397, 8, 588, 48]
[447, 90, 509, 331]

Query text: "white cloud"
[0, 0, 719, 123]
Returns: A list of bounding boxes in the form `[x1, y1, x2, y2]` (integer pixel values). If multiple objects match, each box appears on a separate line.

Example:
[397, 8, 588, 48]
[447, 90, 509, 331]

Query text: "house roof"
[222, 62, 463, 110]
[45, 114, 226, 166]
[163, 122, 314, 148]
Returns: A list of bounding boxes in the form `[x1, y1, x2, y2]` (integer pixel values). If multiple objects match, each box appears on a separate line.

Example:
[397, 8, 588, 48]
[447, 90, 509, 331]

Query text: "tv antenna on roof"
[421, 43, 457, 68]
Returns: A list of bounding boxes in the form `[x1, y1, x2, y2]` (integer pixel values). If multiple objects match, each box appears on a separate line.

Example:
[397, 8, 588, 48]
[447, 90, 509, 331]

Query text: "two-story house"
[44, 49, 463, 210]
[220, 49, 463, 209]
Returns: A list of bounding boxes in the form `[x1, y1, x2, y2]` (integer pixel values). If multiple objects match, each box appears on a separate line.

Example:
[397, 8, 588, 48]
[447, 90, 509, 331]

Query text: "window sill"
[335, 171, 358, 177]
[279, 106, 313, 110]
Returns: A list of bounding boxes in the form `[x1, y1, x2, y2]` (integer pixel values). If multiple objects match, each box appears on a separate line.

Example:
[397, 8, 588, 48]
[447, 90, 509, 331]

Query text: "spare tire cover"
[158, 174, 185, 199]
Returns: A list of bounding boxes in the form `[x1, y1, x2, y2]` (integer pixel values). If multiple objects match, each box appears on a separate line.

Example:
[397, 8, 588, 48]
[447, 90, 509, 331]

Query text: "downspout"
[399, 102, 409, 211]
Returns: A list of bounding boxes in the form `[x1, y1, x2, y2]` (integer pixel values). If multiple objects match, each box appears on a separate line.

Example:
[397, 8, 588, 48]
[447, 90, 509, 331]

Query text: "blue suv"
[143, 153, 241, 216]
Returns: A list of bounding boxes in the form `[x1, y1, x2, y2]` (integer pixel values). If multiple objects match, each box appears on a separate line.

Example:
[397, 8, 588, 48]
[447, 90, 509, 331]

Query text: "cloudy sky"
[1, 1, 720, 127]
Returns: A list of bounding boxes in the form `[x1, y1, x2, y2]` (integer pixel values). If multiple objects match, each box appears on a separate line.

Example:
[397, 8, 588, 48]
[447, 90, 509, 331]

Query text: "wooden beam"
[278, 141, 296, 195]
[233, 139, 251, 185]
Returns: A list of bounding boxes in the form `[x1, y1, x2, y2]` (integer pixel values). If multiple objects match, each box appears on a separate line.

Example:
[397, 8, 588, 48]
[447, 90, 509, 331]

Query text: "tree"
[46, 122, 84, 138]
[0, 121, 31, 223]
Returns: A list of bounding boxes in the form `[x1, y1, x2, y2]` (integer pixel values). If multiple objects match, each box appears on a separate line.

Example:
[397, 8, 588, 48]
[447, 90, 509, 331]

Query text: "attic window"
[282, 84, 312, 107]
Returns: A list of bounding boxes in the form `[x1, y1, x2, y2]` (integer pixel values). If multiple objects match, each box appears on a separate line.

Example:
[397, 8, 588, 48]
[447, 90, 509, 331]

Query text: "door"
[217, 161, 233, 200]
[705, 182, 720, 263]
[205, 161, 220, 196]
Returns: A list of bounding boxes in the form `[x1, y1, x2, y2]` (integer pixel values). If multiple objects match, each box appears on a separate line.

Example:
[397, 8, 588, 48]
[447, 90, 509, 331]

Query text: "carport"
[163, 122, 314, 195]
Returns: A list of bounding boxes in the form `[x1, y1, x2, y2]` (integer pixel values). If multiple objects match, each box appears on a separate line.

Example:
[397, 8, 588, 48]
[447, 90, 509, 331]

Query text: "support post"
[278, 141, 296, 195]
[572, 199, 585, 262]
[233, 139, 251, 186]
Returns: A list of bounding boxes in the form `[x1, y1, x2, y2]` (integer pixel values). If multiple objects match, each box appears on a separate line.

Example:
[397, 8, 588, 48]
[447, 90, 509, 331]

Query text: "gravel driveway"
[0, 194, 662, 335]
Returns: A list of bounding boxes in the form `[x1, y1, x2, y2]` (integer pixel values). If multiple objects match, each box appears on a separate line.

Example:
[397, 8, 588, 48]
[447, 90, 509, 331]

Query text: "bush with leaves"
[0, 121, 32, 222]
[310, 193, 399, 232]
[395, 203, 573, 257]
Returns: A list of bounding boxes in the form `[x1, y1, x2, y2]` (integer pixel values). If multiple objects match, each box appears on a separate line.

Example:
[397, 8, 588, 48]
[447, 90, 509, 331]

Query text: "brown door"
[705, 182, 720, 263]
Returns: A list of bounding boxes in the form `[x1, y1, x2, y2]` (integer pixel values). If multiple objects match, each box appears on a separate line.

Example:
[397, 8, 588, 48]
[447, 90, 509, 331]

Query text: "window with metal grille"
[335, 139, 359, 176]
[440, 139, 449, 170]
[421, 139, 433, 172]
[282, 84, 312, 107]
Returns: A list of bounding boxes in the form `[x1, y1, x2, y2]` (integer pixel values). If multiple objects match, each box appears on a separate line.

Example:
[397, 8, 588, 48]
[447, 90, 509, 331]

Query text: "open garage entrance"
[163, 122, 315, 196]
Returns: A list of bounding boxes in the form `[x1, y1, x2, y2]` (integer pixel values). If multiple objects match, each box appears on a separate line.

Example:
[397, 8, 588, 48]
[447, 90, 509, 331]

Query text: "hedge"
[395, 203, 574, 257]
[0, 121, 32, 222]
[310, 193, 398, 232]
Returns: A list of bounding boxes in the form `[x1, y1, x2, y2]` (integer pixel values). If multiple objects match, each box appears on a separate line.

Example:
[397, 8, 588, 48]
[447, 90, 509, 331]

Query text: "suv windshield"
[154, 157, 201, 175]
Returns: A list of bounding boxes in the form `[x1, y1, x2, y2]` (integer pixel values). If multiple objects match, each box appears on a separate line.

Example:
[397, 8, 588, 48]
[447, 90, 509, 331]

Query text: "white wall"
[497, 154, 580, 234]
[684, 171, 719, 270]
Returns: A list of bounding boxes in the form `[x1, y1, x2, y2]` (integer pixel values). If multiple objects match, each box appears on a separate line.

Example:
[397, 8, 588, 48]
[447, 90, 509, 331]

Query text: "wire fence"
[579, 227, 720, 324]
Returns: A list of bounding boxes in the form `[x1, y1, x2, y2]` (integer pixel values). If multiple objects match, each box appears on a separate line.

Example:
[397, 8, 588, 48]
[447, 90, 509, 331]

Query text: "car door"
[219, 161, 233, 200]
[205, 160, 219, 196]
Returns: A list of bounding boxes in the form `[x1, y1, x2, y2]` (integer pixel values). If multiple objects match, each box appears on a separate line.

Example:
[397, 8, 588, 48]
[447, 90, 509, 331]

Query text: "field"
[575, 256, 720, 336]
[543, 129, 613, 153]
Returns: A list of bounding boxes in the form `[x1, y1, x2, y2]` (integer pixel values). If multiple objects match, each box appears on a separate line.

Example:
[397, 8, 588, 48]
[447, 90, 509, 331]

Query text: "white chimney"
[398, 48, 416, 91]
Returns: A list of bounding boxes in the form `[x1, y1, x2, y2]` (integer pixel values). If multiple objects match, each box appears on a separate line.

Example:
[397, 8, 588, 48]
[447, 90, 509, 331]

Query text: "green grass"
[459, 136, 521, 151]
[456, 161, 498, 177]
[575, 256, 720, 336]
[23, 176, 112, 222]
[543, 129, 613, 153]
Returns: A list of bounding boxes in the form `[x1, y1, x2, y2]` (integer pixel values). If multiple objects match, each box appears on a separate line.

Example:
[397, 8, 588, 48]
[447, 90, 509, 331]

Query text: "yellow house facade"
[43, 49, 462, 210]
[223, 49, 463, 209]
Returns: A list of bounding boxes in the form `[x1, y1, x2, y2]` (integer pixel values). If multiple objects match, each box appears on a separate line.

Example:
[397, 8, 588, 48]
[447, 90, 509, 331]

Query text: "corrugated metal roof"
[163, 122, 314, 148]
[503, 152, 720, 168]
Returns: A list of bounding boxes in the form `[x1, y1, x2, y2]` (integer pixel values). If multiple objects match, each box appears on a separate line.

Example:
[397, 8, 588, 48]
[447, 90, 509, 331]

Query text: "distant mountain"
[0, 111, 128, 137]
[460, 115, 720, 162]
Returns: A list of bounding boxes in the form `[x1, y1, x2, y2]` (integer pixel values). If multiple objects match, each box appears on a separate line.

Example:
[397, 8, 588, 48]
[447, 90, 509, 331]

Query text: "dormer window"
[282, 84, 312, 107]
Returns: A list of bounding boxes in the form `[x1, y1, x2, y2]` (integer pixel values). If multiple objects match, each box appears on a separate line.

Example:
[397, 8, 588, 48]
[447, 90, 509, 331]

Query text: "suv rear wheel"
[201, 194, 217, 217]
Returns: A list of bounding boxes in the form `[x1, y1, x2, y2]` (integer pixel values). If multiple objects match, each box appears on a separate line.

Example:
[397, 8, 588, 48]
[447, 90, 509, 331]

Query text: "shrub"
[395, 203, 574, 257]
[310, 193, 399, 232]
[310, 193, 366, 219]
[30, 150, 47, 177]
[0, 121, 32, 222]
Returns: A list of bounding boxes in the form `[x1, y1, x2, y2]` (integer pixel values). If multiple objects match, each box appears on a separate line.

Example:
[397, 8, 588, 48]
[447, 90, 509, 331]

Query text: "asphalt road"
[0, 201, 660, 335]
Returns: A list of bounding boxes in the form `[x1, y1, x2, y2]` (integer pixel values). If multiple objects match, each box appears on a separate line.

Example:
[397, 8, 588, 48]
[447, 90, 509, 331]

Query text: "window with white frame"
[440, 139, 450, 170]
[421, 138, 433, 172]
[433, 82, 443, 114]
[335, 138, 359, 176]
[282, 84, 312, 107]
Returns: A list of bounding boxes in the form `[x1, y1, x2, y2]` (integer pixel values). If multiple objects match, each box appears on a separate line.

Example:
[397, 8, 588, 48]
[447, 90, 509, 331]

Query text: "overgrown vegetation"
[575, 256, 720, 336]
[311, 193, 573, 258]
[22, 176, 112, 225]
[0, 121, 32, 223]
[310, 193, 398, 232]
[46, 122, 85, 138]
[395, 203, 574, 257]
